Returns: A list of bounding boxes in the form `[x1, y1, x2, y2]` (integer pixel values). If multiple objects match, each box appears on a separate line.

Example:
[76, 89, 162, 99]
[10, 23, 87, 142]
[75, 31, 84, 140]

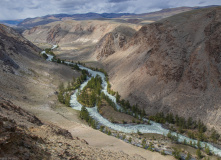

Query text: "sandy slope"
[23, 101, 175, 160]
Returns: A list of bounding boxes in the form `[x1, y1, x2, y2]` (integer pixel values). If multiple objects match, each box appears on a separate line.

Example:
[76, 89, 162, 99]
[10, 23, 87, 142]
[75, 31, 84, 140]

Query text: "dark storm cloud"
[0, 0, 221, 20]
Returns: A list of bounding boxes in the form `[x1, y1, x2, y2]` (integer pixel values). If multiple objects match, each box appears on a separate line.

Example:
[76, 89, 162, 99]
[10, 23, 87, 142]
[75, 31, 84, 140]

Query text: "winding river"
[44, 46, 221, 157]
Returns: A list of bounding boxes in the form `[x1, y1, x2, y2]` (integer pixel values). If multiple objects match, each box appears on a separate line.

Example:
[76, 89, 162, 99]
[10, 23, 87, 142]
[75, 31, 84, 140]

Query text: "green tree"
[117, 133, 120, 138]
[137, 129, 142, 135]
[172, 148, 181, 159]
[142, 138, 146, 148]
[196, 149, 202, 159]
[167, 131, 172, 138]
[64, 93, 70, 107]
[42, 53, 48, 59]
[187, 117, 193, 129]
[189, 140, 192, 146]
[183, 139, 187, 145]
[210, 128, 220, 142]
[58, 91, 64, 103]
[148, 142, 154, 151]
[100, 126, 104, 132]
[129, 137, 132, 143]
[161, 150, 166, 155]
[197, 140, 201, 149]
[91, 119, 97, 129]
[108, 130, 112, 135]
[193, 141, 197, 148]
[116, 92, 121, 102]
[80, 106, 89, 122]
[59, 82, 65, 92]
[185, 152, 191, 160]
[57, 58, 61, 63]
[205, 146, 211, 155]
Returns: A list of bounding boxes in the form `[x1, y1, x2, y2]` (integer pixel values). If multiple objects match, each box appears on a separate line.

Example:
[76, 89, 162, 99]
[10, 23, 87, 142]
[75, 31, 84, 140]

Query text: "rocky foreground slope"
[0, 98, 146, 159]
[99, 7, 221, 131]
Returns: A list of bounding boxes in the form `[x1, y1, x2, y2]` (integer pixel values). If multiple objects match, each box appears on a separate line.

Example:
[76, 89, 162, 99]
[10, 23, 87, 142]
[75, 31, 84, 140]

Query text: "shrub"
[42, 53, 48, 59]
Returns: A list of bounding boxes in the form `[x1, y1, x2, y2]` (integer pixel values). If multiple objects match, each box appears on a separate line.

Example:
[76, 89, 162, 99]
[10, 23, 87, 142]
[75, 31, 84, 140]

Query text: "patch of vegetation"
[185, 152, 192, 160]
[172, 148, 181, 159]
[196, 148, 203, 159]
[80, 106, 97, 129]
[45, 48, 56, 56]
[77, 75, 102, 107]
[57, 70, 88, 107]
[148, 142, 154, 151]
[167, 131, 179, 143]
[97, 92, 117, 112]
[42, 53, 48, 59]
[149, 112, 220, 145]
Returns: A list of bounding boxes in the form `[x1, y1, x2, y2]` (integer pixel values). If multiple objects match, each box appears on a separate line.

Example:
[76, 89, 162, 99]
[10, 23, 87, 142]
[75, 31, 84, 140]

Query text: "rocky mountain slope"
[0, 23, 79, 103]
[99, 7, 221, 132]
[23, 20, 140, 45]
[23, 20, 140, 61]
[121, 6, 219, 24]
[95, 25, 137, 59]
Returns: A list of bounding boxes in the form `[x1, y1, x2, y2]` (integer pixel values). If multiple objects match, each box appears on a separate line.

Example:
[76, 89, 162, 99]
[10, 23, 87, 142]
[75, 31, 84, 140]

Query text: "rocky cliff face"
[101, 7, 221, 131]
[95, 26, 137, 59]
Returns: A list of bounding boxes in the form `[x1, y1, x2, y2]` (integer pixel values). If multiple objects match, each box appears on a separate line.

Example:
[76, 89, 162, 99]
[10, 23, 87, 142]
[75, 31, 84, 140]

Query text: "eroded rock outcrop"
[95, 26, 137, 59]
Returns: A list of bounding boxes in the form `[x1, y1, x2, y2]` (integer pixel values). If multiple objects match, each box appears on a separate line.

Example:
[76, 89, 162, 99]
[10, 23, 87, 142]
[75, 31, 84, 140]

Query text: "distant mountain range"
[17, 7, 193, 28]
[0, 19, 23, 26]
[0, 5, 219, 29]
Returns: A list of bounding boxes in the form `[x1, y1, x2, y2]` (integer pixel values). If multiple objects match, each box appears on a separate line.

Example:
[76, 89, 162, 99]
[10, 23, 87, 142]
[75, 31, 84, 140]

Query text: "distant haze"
[0, 0, 221, 20]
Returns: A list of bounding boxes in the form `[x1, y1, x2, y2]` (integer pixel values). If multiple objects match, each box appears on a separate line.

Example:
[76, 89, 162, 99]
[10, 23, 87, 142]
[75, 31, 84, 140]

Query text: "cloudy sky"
[0, 0, 221, 20]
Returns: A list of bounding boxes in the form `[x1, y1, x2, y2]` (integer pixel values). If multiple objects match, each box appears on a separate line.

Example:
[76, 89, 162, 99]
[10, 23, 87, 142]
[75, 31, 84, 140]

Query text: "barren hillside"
[100, 7, 221, 132]
[22, 20, 141, 61]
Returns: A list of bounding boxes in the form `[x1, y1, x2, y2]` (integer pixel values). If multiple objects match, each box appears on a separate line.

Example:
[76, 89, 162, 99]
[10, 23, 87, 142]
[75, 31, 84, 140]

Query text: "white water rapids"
[43, 47, 221, 157]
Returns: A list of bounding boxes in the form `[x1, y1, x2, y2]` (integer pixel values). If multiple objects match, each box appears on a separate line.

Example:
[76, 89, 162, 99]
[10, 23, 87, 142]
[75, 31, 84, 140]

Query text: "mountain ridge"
[16, 6, 220, 29]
